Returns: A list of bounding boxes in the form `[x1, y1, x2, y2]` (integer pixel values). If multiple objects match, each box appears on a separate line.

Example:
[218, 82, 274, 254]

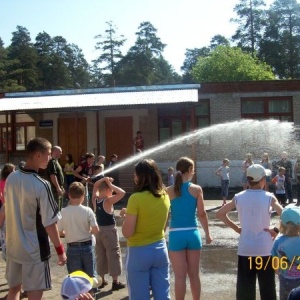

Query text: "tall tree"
[0, 37, 25, 92]
[181, 48, 210, 83]
[115, 21, 178, 86]
[34, 31, 54, 89]
[192, 46, 275, 82]
[231, 0, 266, 56]
[210, 35, 230, 50]
[152, 56, 181, 84]
[7, 26, 39, 90]
[94, 21, 126, 86]
[65, 43, 91, 88]
[259, 0, 300, 78]
[133, 21, 166, 56]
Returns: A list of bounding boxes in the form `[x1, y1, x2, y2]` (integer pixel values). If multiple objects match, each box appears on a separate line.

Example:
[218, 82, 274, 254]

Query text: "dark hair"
[68, 182, 85, 199]
[85, 152, 95, 159]
[26, 137, 51, 157]
[134, 159, 165, 197]
[174, 157, 194, 196]
[111, 154, 118, 159]
[1, 163, 15, 180]
[66, 154, 73, 163]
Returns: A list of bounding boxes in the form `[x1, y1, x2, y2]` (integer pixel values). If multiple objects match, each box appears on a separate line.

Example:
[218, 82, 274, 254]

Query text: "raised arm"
[105, 177, 126, 205]
[91, 177, 106, 211]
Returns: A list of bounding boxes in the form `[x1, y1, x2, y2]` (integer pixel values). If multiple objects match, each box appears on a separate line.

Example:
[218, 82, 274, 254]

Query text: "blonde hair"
[262, 152, 269, 162]
[98, 181, 110, 191]
[280, 222, 300, 236]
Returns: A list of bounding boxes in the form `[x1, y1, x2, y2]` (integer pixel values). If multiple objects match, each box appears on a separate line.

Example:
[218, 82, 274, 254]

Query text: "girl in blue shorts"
[166, 157, 213, 300]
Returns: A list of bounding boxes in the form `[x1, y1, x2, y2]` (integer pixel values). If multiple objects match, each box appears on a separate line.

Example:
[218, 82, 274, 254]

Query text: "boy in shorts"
[58, 182, 99, 284]
[92, 177, 126, 291]
[4, 137, 67, 300]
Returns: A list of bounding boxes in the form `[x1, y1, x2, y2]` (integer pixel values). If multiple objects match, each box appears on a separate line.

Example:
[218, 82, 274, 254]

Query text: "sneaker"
[112, 281, 126, 291]
[99, 280, 108, 289]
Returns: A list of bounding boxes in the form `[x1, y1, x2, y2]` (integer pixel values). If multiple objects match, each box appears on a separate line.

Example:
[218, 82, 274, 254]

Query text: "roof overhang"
[0, 84, 200, 112]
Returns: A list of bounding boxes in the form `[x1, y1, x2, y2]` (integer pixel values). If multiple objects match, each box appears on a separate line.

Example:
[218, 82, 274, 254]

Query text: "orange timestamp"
[248, 256, 300, 271]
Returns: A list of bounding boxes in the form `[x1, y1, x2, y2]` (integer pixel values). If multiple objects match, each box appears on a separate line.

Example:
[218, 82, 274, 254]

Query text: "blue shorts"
[168, 229, 202, 251]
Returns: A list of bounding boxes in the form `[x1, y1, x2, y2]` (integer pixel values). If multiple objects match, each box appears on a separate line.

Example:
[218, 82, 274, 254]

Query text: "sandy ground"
[0, 200, 281, 300]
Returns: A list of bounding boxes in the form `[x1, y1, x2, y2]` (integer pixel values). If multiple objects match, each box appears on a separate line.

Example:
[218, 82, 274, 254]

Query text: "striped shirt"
[5, 169, 60, 263]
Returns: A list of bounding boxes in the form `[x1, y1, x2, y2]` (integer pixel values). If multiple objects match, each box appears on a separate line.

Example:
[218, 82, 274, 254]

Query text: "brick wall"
[207, 94, 241, 125]
[139, 107, 158, 150]
[200, 80, 300, 94]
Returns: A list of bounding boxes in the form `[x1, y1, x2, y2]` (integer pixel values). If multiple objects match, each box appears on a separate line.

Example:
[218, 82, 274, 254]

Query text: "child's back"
[58, 182, 99, 284]
[60, 204, 97, 243]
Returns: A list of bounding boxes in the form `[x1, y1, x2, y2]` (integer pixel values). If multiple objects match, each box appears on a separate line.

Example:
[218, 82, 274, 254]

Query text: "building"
[0, 80, 299, 189]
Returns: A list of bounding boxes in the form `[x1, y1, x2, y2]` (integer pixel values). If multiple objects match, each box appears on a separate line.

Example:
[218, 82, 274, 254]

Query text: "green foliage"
[231, 0, 267, 56]
[7, 26, 39, 91]
[192, 46, 275, 82]
[181, 35, 230, 83]
[0, 37, 26, 92]
[115, 21, 180, 86]
[94, 21, 126, 86]
[259, 0, 300, 79]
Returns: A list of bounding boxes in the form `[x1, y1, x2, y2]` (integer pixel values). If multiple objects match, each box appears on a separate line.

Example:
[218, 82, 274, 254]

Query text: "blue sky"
[1, 0, 274, 73]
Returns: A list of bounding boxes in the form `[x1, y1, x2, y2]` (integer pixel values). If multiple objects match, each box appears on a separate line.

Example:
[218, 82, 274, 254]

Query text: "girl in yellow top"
[64, 154, 75, 191]
[122, 159, 170, 300]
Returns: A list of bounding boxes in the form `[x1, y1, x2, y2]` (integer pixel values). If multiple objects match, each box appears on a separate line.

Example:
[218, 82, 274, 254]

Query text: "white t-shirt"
[58, 205, 98, 243]
[234, 189, 273, 256]
[216, 166, 230, 180]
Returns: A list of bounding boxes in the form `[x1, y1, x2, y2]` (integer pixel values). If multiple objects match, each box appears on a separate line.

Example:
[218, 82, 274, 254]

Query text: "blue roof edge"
[5, 84, 201, 98]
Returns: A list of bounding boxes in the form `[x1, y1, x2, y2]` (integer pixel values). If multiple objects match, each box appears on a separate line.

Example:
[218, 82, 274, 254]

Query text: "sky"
[1, 0, 275, 74]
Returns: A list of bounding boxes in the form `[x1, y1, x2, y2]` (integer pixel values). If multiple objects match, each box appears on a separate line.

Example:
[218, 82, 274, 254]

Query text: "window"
[195, 100, 210, 128]
[0, 113, 36, 152]
[158, 107, 184, 143]
[241, 97, 293, 121]
[0, 114, 11, 152]
[158, 100, 210, 143]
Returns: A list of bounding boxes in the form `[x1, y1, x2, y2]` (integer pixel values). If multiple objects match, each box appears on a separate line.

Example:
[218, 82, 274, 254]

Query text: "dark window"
[158, 100, 210, 143]
[241, 97, 293, 121]
[0, 113, 36, 152]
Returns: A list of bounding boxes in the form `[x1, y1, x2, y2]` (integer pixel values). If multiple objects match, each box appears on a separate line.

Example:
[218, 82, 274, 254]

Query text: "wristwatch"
[273, 227, 279, 234]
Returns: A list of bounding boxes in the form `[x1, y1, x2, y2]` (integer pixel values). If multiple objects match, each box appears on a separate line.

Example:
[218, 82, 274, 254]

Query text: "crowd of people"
[214, 151, 300, 207]
[1, 137, 300, 299]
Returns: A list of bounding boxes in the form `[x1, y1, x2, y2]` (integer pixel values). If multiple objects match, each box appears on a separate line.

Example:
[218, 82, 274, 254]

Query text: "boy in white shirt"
[217, 164, 283, 300]
[58, 182, 99, 285]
